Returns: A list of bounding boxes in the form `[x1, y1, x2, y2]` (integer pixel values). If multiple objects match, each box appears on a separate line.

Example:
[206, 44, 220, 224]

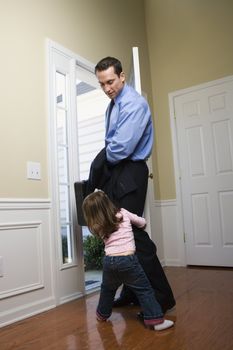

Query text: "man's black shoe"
[113, 297, 139, 307]
[137, 311, 144, 320]
[162, 301, 176, 314]
[113, 297, 132, 307]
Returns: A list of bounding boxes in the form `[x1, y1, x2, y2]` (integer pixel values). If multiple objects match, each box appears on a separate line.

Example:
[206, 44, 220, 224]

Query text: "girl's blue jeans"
[96, 254, 164, 326]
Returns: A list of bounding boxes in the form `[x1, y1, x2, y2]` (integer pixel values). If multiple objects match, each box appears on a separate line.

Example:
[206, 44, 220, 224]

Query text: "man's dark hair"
[95, 56, 122, 76]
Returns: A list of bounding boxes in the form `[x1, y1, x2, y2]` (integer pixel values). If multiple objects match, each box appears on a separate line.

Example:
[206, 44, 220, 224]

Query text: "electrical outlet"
[27, 162, 41, 180]
[0, 256, 4, 277]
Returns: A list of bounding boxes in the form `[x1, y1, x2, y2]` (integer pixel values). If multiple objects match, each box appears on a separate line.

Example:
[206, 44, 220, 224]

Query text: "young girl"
[82, 190, 174, 331]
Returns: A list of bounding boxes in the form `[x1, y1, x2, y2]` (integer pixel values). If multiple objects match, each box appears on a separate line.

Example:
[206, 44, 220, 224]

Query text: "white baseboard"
[59, 292, 83, 305]
[0, 297, 56, 328]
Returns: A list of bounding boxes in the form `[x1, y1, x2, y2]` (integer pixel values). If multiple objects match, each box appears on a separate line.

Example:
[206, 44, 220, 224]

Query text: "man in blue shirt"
[97, 59, 153, 165]
[78, 57, 175, 313]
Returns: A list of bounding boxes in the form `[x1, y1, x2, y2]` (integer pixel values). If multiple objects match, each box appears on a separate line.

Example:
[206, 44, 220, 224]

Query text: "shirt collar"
[114, 83, 127, 104]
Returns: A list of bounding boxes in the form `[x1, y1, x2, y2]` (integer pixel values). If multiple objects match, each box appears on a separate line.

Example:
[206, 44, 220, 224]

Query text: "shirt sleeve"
[106, 100, 151, 164]
[123, 209, 146, 228]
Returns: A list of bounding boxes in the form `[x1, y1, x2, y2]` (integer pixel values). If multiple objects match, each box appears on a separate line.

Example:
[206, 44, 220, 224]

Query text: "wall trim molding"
[0, 198, 51, 210]
[154, 199, 177, 207]
[0, 221, 44, 300]
[0, 200, 55, 328]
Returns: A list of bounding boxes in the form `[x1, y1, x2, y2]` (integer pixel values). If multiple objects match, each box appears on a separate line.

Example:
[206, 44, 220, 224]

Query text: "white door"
[173, 77, 233, 266]
[129, 47, 154, 237]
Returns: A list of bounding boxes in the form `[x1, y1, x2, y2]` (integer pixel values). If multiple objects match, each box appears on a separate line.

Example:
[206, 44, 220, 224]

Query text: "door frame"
[47, 39, 98, 304]
[168, 75, 233, 267]
[130, 47, 154, 237]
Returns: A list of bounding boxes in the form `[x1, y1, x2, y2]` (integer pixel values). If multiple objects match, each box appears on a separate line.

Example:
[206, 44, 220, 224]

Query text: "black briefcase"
[74, 181, 87, 226]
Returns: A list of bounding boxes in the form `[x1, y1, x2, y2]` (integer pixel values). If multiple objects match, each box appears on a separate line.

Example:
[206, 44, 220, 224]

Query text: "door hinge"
[183, 232, 186, 243]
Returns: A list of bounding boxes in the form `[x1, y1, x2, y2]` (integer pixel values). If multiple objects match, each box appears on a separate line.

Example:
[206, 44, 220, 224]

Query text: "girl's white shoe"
[154, 319, 174, 331]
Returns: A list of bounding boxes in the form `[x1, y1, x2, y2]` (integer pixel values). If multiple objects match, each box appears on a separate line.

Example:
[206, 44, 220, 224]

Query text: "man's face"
[96, 66, 125, 99]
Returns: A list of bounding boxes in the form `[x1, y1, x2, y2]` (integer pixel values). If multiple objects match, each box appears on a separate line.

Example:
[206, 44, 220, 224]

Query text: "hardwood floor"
[1, 267, 233, 350]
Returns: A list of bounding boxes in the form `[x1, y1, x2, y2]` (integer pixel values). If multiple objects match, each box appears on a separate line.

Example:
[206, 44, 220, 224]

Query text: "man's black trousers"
[102, 160, 176, 312]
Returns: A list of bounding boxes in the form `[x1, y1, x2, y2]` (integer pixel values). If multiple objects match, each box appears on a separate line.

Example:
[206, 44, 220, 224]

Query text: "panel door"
[174, 78, 233, 266]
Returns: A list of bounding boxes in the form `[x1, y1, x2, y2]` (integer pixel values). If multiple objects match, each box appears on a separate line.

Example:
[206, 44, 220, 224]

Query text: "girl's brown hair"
[82, 191, 123, 239]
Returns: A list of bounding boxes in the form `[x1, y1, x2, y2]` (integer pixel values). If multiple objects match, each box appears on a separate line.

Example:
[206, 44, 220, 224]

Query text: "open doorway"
[76, 64, 109, 292]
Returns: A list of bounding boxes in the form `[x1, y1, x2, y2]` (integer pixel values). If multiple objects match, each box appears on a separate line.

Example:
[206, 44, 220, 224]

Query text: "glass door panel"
[55, 71, 74, 267]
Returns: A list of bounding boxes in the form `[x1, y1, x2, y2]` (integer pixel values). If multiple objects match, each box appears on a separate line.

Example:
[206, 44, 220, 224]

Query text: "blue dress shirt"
[105, 84, 153, 164]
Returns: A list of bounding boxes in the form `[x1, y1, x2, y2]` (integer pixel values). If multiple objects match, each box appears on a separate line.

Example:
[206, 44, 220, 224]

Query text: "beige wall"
[0, 0, 151, 198]
[2, 0, 232, 200]
[145, 0, 233, 199]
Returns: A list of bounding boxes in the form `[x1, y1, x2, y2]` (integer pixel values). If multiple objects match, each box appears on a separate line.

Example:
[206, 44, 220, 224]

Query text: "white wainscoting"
[152, 199, 186, 267]
[0, 199, 56, 328]
[0, 197, 185, 327]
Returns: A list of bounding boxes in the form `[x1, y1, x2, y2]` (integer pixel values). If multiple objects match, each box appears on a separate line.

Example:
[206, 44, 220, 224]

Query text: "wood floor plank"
[1, 267, 233, 350]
